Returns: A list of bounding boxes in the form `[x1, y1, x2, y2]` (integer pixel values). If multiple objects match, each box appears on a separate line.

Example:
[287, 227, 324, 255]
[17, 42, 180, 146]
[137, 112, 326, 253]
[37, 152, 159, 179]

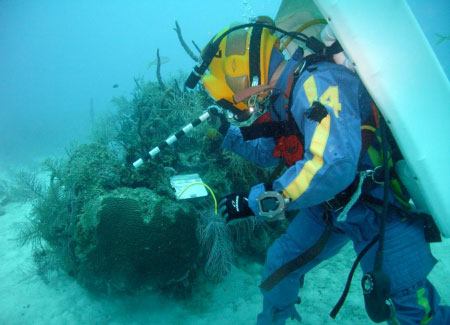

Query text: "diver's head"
[200, 18, 281, 122]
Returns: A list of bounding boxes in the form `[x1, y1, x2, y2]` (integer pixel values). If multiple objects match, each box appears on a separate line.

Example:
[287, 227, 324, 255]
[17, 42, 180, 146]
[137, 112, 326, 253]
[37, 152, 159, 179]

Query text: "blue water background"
[0, 0, 448, 164]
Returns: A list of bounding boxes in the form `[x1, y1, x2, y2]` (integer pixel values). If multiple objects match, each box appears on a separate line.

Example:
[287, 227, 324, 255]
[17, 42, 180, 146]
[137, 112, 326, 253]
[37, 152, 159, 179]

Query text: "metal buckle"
[366, 166, 384, 185]
[251, 76, 259, 87]
[294, 60, 307, 76]
[248, 95, 257, 108]
[324, 197, 344, 212]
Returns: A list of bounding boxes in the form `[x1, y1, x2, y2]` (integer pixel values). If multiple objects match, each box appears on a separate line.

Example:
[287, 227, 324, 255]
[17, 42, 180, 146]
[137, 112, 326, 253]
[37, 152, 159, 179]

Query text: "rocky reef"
[17, 39, 286, 297]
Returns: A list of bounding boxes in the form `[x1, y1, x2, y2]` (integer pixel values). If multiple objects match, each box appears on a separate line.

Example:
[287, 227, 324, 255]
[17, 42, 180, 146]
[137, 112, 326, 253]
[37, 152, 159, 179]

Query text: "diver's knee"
[264, 240, 286, 275]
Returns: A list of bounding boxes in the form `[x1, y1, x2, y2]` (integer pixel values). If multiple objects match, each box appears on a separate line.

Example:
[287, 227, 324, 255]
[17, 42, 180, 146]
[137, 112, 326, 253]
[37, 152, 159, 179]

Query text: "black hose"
[361, 115, 393, 323]
[186, 23, 312, 89]
[330, 235, 379, 318]
[376, 115, 390, 270]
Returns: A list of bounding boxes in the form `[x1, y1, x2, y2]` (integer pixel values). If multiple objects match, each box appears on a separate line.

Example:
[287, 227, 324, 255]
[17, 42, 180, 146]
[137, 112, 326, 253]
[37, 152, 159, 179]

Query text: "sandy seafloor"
[0, 166, 449, 325]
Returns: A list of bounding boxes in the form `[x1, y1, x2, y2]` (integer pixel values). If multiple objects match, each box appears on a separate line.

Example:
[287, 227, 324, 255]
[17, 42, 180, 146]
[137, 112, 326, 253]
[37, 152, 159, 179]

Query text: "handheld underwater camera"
[256, 191, 290, 221]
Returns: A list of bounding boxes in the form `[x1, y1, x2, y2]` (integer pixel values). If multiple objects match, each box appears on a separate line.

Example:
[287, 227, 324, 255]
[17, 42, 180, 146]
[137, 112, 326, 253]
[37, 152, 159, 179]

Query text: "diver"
[185, 17, 450, 325]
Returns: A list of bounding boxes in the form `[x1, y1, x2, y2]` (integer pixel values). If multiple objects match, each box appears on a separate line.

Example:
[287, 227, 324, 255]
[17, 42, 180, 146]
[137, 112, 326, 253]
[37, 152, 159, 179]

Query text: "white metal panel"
[313, 0, 450, 236]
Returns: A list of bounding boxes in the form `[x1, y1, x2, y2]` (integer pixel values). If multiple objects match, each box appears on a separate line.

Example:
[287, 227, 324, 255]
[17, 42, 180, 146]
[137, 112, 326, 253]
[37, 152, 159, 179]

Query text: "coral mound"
[74, 188, 200, 294]
[18, 76, 281, 297]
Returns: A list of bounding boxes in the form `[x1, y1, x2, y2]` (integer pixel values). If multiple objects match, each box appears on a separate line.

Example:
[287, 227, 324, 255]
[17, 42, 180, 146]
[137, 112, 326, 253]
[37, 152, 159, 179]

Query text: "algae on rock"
[21, 71, 282, 296]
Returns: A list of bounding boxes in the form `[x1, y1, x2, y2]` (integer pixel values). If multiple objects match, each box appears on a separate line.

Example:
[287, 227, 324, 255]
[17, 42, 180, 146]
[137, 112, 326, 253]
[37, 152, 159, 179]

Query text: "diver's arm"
[273, 70, 363, 210]
[248, 65, 364, 216]
[222, 125, 280, 168]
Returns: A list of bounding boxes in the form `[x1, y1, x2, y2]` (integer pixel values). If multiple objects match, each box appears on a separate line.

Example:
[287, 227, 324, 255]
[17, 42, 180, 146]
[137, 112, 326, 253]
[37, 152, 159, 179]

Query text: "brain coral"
[74, 187, 199, 294]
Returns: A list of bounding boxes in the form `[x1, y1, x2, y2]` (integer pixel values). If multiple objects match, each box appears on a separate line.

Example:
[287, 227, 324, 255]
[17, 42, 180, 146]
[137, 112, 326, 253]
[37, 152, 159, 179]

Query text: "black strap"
[330, 235, 379, 318]
[359, 194, 407, 217]
[240, 119, 301, 141]
[216, 99, 251, 122]
[259, 213, 333, 291]
[249, 25, 263, 86]
[305, 36, 326, 54]
[360, 194, 442, 243]
[267, 162, 286, 184]
[288, 73, 300, 110]
[325, 41, 343, 56]
[303, 53, 334, 69]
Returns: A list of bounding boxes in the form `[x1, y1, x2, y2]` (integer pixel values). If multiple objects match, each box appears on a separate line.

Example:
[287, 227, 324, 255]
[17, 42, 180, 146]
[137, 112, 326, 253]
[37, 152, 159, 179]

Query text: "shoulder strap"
[240, 119, 301, 141]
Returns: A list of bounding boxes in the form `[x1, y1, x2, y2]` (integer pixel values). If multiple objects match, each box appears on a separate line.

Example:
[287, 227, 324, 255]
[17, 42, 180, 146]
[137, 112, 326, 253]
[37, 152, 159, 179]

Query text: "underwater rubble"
[16, 75, 288, 296]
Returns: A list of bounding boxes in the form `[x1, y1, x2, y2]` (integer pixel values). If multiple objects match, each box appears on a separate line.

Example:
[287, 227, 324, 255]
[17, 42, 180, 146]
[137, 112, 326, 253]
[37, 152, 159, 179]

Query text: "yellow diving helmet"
[200, 18, 280, 121]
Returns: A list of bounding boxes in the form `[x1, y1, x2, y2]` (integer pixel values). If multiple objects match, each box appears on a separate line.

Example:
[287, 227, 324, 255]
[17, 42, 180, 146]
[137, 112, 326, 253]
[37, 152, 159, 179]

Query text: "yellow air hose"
[280, 18, 328, 52]
[178, 182, 218, 215]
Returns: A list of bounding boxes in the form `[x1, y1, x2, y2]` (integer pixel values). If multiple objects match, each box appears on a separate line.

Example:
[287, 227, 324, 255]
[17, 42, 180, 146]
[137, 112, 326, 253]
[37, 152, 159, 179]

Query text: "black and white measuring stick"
[133, 109, 212, 168]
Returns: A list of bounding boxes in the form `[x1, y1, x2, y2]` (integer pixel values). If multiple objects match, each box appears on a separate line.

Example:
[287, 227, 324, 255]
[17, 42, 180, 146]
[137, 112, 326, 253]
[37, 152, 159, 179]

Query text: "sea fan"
[228, 216, 257, 246]
[197, 209, 234, 282]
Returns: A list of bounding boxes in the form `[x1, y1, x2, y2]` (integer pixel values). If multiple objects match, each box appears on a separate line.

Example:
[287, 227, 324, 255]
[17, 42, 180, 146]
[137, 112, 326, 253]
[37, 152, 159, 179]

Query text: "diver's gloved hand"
[209, 105, 230, 136]
[218, 193, 254, 223]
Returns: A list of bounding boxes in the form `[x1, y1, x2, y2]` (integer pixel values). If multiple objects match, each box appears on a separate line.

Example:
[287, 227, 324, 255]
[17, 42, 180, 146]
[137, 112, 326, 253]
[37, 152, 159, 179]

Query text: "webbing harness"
[239, 53, 332, 166]
[254, 59, 388, 294]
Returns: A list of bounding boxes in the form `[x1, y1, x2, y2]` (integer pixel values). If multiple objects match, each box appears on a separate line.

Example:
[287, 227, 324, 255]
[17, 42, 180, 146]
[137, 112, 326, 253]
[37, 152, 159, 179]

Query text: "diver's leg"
[388, 279, 450, 325]
[350, 207, 450, 324]
[257, 206, 348, 325]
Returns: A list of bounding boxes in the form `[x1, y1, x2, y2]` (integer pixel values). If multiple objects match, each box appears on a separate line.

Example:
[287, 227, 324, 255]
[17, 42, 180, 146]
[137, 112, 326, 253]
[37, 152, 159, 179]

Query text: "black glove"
[218, 193, 254, 223]
[209, 106, 230, 136]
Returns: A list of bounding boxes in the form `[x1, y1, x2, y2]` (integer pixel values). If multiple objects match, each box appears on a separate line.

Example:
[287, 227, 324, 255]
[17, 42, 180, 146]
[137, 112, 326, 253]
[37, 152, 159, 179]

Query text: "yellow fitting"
[178, 182, 218, 215]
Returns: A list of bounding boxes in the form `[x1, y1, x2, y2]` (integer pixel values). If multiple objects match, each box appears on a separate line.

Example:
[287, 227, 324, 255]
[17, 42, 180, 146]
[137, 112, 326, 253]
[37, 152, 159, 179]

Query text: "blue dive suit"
[221, 49, 450, 324]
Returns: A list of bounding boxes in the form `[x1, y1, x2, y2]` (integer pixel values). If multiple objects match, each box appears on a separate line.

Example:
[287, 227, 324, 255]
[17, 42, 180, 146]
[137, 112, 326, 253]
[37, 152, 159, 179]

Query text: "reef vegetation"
[15, 22, 289, 297]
